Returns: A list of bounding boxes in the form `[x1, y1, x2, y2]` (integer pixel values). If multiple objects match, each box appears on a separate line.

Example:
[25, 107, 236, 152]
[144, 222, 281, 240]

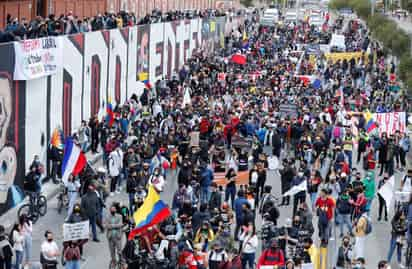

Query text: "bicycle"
[18, 191, 47, 224]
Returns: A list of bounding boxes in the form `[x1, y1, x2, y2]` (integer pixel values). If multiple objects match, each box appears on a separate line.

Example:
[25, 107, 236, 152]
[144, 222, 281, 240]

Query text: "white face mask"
[298, 172, 304, 177]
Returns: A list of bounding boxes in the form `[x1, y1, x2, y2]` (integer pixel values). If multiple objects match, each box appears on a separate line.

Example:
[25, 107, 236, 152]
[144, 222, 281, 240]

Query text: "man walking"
[81, 183, 100, 242]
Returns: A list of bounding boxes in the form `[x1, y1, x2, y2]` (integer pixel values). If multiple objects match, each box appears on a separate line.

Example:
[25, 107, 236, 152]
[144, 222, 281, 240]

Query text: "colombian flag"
[364, 111, 377, 133]
[106, 98, 115, 127]
[128, 185, 171, 240]
[50, 127, 64, 150]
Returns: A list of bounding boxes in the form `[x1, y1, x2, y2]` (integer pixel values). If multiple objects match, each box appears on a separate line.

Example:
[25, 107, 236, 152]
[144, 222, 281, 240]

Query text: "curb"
[0, 153, 102, 231]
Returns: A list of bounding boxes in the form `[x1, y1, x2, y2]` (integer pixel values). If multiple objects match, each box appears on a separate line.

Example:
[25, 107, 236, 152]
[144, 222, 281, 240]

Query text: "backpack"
[364, 216, 372, 235]
[333, 126, 341, 139]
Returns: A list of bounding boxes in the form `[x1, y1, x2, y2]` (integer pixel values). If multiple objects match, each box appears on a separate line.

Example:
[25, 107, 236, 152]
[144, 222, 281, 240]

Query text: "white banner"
[373, 112, 406, 135]
[378, 176, 395, 212]
[14, 37, 63, 80]
[63, 220, 90, 242]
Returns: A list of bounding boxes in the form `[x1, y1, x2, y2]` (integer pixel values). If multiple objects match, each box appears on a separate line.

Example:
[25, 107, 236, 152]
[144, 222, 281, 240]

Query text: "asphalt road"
[19, 147, 409, 269]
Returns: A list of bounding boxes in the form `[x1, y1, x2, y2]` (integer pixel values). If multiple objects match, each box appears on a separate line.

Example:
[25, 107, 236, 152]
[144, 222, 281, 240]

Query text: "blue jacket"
[234, 197, 249, 221]
[200, 167, 214, 187]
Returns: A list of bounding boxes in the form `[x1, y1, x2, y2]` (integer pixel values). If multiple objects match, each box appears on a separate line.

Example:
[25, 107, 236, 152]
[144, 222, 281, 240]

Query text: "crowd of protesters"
[0, 8, 230, 43]
[0, 5, 412, 269]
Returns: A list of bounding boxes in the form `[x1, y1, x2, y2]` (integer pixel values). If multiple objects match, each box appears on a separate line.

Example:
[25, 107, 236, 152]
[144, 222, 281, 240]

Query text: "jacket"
[362, 178, 375, 200]
[337, 195, 352, 215]
[81, 190, 100, 218]
[106, 213, 123, 240]
[257, 248, 285, 267]
[108, 150, 123, 177]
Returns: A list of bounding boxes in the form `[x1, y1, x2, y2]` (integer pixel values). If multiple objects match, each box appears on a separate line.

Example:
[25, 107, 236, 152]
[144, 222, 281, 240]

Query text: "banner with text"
[63, 220, 90, 242]
[373, 112, 406, 135]
[14, 37, 63, 80]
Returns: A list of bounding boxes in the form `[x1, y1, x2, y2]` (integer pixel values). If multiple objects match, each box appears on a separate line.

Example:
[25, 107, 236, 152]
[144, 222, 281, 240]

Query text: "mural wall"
[0, 16, 244, 214]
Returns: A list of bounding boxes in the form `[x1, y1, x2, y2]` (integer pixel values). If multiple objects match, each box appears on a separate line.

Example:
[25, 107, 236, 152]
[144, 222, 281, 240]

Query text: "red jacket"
[315, 197, 335, 220]
[257, 249, 285, 268]
[199, 118, 210, 134]
[178, 250, 197, 269]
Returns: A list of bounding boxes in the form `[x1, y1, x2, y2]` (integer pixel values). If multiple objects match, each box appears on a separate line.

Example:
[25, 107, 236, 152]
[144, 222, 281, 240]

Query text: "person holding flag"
[128, 185, 172, 241]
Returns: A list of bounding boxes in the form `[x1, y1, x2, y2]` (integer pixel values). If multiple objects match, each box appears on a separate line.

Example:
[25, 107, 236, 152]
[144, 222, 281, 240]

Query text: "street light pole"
[371, 0, 375, 16]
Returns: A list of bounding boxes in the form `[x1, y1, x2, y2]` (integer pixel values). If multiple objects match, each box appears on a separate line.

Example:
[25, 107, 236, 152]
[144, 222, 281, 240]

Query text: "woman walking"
[64, 241, 81, 269]
[239, 225, 258, 269]
[11, 223, 24, 269]
[19, 214, 32, 268]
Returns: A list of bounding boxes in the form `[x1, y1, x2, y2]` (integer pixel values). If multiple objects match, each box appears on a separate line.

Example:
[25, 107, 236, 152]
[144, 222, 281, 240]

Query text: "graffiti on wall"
[0, 16, 239, 214]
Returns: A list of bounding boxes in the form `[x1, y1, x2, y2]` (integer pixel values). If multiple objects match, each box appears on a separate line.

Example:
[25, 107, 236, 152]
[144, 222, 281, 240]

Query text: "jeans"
[110, 175, 119, 193]
[24, 234, 32, 263]
[309, 192, 317, 210]
[241, 252, 255, 269]
[0, 259, 12, 269]
[378, 195, 388, 219]
[200, 186, 210, 204]
[387, 236, 402, 263]
[89, 215, 98, 240]
[338, 213, 352, 236]
[50, 160, 60, 181]
[128, 192, 135, 213]
[67, 191, 78, 218]
[225, 186, 236, 208]
[318, 221, 330, 245]
[14, 250, 23, 269]
[65, 260, 81, 269]
[344, 150, 352, 169]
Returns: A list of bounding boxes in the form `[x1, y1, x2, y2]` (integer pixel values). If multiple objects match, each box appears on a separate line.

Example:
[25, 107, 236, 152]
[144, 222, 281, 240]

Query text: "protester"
[40, 231, 59, 269]
[0, 225, 13, 269]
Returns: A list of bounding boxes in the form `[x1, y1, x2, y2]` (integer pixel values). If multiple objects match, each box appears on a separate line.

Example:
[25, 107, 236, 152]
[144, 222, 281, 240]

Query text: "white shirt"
[13, 230, 24, 252]
[239, 233, 258, 254]
[41, 240, 59, 261]
[108, 149, 123, 177]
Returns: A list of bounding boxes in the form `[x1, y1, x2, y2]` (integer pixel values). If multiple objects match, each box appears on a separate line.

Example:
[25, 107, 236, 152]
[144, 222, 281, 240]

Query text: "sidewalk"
[0, 151, 102, 231]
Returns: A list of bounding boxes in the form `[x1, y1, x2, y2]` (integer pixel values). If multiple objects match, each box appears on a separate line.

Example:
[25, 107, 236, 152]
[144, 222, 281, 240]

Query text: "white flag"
[283, 180, 307, 197]
[378, 175, 395, 211]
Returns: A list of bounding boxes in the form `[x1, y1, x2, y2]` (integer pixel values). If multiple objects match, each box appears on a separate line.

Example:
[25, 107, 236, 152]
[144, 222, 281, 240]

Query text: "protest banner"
[324, 52, 368, 64]
[374, 112, 406, 135]
[63, 220, 90, 242]
[14, 36, 63, 80]
[279, 104, 298, 117]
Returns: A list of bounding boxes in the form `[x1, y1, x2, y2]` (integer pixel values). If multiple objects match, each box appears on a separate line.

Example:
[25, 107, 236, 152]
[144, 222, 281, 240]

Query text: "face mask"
[47, 238, 53, 242]
[111, 211, 116, 216]
[298, 172, 304, 177]
[343, 241, 349, 247]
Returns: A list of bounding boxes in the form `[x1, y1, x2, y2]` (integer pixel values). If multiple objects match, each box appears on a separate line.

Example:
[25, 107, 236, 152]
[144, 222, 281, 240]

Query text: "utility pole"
[371, 0, 375, 16]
